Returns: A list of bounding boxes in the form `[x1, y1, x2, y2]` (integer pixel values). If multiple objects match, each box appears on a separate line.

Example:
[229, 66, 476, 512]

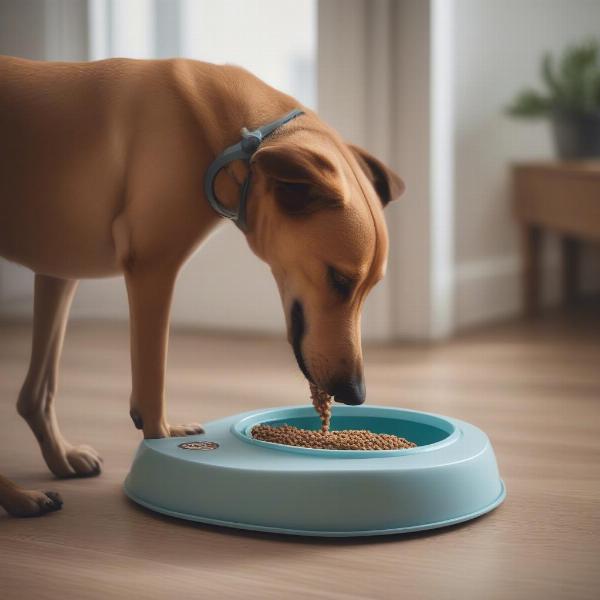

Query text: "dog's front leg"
[125, 266, 203, 439]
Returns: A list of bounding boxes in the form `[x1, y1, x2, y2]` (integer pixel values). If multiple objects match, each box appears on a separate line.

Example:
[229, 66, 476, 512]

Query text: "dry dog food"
[251, 423, 417, 450]
[310, 382, 333, 432]
[251, 383, 417, 451]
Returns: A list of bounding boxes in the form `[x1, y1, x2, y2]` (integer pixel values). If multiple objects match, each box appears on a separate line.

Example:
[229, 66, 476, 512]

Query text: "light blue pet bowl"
[124, 405, 505, 537]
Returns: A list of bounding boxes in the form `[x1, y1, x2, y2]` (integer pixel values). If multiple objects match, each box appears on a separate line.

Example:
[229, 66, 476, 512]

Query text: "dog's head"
[245, 119, 404, 405]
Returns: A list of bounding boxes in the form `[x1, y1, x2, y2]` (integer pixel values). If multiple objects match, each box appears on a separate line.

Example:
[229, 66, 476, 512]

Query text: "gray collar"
[203, 108, 304, 231]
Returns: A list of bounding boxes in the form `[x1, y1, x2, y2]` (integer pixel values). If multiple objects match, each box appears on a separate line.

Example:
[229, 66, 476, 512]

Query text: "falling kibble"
[310, 382, 332, 432]
[252, 384, 417, 451]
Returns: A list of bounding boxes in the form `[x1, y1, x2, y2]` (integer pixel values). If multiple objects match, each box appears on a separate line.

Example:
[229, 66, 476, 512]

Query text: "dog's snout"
[330, 376, 365, 405]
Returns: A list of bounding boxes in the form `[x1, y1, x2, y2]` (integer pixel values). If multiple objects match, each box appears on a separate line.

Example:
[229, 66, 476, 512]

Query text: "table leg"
[561, 236, 580, 306]
[522, 225, 541, 316]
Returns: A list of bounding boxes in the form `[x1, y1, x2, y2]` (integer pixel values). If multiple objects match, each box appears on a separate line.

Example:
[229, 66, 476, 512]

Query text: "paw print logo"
[178, 441, 220, 451]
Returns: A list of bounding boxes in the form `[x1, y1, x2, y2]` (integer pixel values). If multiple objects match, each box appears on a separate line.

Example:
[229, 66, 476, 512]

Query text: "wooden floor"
[1, 306, 599, 599]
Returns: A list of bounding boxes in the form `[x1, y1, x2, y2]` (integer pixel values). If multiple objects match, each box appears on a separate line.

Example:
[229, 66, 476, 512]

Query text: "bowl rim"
[231, 405, 460, 458]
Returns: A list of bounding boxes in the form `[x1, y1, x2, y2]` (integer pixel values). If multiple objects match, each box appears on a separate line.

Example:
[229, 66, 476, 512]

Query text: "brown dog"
[0, 56, 404, 517]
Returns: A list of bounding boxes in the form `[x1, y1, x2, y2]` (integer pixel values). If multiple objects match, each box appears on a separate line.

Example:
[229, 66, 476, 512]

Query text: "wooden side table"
[513, 162, 600, 315]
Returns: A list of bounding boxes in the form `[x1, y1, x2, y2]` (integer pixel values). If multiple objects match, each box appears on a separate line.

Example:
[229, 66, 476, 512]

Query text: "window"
[89, 0, 316, 107]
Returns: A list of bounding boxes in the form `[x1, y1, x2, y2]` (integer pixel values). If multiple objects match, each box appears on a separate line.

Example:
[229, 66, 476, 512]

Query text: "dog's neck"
[175, 61, 300, 222]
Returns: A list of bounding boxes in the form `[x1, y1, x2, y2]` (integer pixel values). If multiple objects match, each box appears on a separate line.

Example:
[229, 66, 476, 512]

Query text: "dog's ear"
[253, 144, 345, 216]
[347, 144, 405, 207]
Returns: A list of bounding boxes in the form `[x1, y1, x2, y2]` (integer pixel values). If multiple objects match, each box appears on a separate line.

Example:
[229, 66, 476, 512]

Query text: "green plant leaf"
[506, 89, 552, 118]
[558, 39, 599, 110]
[507, 37, 600, 119]
[541, 52, 563, 100]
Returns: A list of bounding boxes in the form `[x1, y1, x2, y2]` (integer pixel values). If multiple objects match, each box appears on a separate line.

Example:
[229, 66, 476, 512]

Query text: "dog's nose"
[331, 377, 366, 405]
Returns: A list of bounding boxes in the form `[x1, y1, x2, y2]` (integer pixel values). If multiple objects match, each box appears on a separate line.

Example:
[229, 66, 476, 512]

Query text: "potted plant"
[507, 39, 600, 159]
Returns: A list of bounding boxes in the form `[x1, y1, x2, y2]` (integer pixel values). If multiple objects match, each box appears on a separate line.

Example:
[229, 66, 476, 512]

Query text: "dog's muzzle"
[329, 376, 366, 405]
[290, 299, 365, 405]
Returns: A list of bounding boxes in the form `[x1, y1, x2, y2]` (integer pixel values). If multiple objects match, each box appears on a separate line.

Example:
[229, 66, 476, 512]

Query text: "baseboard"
[455, 255, 561, 329]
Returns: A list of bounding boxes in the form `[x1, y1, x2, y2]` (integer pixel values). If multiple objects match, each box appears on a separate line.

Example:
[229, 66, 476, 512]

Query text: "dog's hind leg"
[17, 274, 103, 478]
[0, 474, 62, 518]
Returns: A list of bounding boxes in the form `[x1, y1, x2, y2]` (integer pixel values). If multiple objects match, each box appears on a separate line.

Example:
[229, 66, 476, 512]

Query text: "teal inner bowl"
[233, 406, 458, 458]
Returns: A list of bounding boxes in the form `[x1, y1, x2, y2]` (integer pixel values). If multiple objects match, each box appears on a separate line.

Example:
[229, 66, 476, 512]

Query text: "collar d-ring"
[203, 108, 304, 232]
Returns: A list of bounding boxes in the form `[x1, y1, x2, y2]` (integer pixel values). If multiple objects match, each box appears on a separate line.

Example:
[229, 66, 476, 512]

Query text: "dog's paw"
[46, 443, 103, 479]
[168, 423, 205, 437]
[64, 444, 103, 478]
[2, 489, 63, 518]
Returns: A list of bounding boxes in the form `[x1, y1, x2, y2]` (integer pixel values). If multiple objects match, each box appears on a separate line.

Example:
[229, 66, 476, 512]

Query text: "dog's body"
[0, 56, 403, 517]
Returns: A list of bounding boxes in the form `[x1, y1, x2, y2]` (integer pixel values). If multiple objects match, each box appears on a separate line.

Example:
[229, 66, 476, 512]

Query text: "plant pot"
[552, 110, 600, 159]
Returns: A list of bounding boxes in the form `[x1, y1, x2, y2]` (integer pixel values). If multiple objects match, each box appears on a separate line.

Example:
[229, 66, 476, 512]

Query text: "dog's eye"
[327, 266, 355, 299]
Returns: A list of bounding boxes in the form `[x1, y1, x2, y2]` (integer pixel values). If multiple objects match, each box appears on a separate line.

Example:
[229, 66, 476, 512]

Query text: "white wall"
[0, 0, 87, 61]
[0, 0, 47, 59]
[453, 0, 600, 328]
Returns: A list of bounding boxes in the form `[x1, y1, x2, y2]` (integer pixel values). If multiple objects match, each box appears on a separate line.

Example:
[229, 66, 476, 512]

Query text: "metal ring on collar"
[203, 108, 304, 232]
